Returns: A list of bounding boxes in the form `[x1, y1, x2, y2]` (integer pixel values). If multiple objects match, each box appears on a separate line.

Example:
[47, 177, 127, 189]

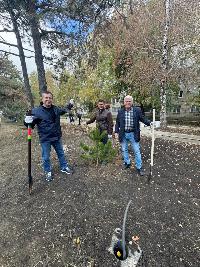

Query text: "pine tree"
[80, 128, 117, 166]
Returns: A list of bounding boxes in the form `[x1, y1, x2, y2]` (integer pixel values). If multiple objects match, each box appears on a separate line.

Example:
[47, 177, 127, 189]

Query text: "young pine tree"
[80, 128, 117, 166]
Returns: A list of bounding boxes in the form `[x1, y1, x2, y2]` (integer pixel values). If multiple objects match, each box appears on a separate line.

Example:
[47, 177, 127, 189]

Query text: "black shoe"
[137, 168, 144, 176]
[124, 163, 131, 169]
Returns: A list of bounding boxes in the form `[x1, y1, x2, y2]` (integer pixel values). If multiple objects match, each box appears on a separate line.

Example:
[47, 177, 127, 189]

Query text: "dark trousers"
[77, 115, 81, 125]
[69, 115, 74, 123]
[99, 129, 108, 144]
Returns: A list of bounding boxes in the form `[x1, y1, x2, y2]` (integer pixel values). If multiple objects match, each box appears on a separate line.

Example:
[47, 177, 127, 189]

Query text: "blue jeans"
[121, 132, 142, 169]
[41, 139, 68, 172]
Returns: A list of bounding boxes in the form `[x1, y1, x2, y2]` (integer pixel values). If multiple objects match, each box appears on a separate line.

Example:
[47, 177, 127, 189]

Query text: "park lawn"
[0, 123, 199, 267]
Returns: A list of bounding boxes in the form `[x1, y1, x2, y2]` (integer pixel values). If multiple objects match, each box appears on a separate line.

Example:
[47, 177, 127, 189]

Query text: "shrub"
[80, 128, 117, 165]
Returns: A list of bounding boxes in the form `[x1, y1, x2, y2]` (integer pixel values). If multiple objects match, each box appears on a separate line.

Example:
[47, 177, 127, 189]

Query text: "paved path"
[141, 126, 200, 145]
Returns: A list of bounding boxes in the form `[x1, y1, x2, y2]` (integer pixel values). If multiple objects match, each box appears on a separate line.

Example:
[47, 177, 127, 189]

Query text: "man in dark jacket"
[24, 91, 71, 182]
[115, 95, 151, 176]
[86, 99, 114, 144]
[66, 99, 74, 123]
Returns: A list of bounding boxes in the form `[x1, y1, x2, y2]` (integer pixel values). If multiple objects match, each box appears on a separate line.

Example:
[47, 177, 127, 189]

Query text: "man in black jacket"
[24, 91, 71, 182]
[66, 99, 74, 123]
[115, 95, 151, 176]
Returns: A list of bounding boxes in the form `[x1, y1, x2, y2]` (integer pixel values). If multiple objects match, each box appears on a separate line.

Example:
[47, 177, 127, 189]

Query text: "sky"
[0, 3, 112, 76]
[0, 22, 90, 75]
[0, 1, 114, 76]
[0, 30, 61, 75]
[0, 31, 37, 74]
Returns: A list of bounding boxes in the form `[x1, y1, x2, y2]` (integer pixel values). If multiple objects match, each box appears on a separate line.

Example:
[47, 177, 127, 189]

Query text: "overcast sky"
[0, 30, 61, 75]
[0, 31, 38, 74]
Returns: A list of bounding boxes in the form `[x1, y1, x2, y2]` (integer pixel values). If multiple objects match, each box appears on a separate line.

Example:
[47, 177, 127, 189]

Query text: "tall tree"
[160, 0, 171, 128]
[1, 0, 124, 99]
[0, 0, 34, 107]
[26, 0, 47, 95]
[7, 2, 34, 107]
[91, 0, 199, 119]
[0, 53, 28, 119]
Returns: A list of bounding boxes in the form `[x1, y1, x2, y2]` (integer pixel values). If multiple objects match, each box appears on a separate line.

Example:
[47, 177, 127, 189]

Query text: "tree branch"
[0, 14, 11, 20]
[40, 29, 67, 36]
[0, 27, 14, 32]
[0, 49, 34, 58]
[0, 35, 6, 41]
[0, 40, 35, 53]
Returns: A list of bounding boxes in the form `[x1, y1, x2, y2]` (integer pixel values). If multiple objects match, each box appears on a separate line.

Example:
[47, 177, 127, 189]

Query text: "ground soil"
[0, 123, 199, 267]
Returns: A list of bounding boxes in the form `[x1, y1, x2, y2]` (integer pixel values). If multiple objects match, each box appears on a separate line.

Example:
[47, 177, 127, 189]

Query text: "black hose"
[122, 200, 132, 260]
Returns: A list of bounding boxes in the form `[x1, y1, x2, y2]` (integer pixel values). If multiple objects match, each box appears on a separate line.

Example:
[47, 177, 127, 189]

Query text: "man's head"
[124, 95, 133, 110]
[42, 91, 53, 108]
[97, 99, 105, 110]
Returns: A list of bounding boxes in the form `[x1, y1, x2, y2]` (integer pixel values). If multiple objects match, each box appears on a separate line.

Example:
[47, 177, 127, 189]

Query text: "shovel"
[27, 110, 33, 194]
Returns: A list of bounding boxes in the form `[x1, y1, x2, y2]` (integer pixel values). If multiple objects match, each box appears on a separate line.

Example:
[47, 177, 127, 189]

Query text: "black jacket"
[26, 105, 66, 143]
[115, 107, 150, 142]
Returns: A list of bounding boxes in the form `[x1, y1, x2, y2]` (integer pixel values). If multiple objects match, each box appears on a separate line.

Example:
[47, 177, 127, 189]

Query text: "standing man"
[76, 107, 83, 125]
[86, 99, 114, 144]
[24, 91, 71, 182]
[66, 99, 74, 123]
[115, 95, 151, 176]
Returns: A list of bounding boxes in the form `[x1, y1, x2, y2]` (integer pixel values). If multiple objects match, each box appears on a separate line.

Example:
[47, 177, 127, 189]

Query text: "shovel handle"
[150, 109, 155, 166]
[28, 124, 32, 194]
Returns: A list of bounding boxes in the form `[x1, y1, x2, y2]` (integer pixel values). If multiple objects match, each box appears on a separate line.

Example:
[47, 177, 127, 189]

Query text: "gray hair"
[124, 95, 133, 103]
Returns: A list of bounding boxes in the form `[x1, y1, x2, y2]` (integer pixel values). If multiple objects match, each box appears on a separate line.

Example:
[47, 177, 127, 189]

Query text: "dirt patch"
[0, 123, 199, 267]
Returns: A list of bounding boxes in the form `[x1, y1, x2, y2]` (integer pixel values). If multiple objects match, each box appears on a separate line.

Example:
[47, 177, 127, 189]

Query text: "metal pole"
[148, 108, 155, 183]
[28, 124, 33, 194]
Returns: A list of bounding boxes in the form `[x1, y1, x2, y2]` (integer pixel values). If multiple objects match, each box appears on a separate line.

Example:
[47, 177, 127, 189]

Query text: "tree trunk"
[27, 0, 47, 95]
[160, 0, 171, 128]
[6, 4, 34, 108]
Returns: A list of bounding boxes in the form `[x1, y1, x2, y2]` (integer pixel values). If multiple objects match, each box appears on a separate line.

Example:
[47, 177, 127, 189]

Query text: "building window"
[179, 90, 183, 97]
[190, 105, 199, 113]
[172, 105, 181, 114]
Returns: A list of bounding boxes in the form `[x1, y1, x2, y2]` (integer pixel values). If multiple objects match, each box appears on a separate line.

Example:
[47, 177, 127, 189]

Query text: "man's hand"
[25, 115, 33, 124]
[150, 122, 156, 128]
